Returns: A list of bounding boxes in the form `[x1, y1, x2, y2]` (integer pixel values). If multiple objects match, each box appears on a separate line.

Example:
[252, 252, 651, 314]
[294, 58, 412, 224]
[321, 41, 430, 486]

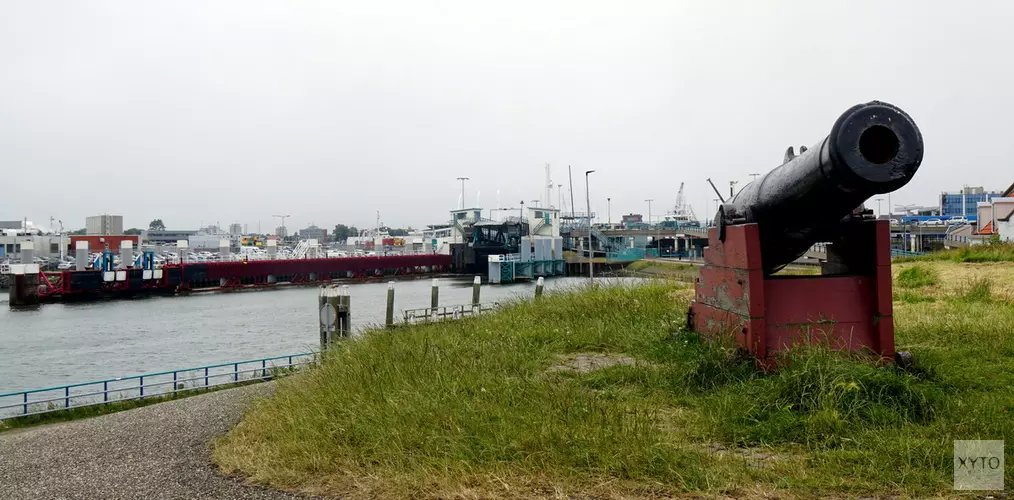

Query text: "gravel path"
[0, 382, 309, 499]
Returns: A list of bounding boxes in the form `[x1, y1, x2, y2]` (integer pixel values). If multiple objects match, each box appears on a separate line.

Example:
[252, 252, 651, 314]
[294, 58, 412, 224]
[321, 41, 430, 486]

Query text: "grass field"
[214, 261, 1013, 499]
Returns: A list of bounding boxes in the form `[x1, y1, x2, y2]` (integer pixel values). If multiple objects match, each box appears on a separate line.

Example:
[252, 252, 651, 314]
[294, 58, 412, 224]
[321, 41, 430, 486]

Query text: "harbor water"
[0, 277, 638, 393]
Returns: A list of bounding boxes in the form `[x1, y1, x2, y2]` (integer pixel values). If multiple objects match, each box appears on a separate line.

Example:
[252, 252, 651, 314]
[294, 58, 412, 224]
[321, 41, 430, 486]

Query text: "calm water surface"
[0, 277, 640, 392]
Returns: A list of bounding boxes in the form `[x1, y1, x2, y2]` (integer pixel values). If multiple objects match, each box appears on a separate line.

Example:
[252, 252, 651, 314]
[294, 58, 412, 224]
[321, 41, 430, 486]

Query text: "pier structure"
[9, 253, 451, 305]
[486, 206, 566, 284]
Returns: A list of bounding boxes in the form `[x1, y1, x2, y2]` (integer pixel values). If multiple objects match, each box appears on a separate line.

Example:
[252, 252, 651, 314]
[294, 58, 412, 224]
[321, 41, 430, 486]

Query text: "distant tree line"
[331, 224, 414, 242]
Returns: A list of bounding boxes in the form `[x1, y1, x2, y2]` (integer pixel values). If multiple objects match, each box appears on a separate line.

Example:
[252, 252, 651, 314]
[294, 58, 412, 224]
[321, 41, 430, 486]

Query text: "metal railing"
[0, 352, 318, 420]
[890, 248, 926, 257]
[605, 247, 646, 262]
[402, 303, 497, 324]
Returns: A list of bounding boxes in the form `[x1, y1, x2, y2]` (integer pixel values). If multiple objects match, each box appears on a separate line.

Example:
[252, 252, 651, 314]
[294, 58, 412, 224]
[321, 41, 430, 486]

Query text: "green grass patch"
[215, 270, 1014, 498]
[895, 241, 1014, 263]
[623, 260, 699, 282]
[895, 265, 938, 288]
[894, 289, 936, 303]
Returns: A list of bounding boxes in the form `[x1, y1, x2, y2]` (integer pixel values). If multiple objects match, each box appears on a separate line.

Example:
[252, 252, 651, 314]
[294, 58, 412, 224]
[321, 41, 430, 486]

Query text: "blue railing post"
[0, 352, 317, 421]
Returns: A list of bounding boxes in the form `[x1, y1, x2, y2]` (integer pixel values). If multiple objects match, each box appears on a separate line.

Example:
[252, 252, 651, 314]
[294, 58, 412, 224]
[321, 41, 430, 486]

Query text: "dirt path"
[0, 382, 309, 499]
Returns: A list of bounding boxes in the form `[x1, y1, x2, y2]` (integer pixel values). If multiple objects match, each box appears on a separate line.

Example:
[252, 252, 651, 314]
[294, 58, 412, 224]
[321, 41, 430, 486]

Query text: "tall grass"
[215, 267, 1014, 498]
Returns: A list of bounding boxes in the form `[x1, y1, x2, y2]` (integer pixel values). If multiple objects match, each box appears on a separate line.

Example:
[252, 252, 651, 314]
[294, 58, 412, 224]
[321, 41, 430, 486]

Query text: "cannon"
[687, 100, 924, 366]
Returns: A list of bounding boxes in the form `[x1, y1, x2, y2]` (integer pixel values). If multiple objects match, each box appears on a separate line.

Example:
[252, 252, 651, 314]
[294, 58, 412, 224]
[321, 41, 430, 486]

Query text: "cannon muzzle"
[719, 100, 924, 273]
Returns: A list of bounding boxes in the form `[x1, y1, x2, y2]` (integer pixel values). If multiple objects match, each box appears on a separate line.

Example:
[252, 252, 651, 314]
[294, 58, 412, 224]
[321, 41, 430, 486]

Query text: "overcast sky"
[2, 1, 1011, 232]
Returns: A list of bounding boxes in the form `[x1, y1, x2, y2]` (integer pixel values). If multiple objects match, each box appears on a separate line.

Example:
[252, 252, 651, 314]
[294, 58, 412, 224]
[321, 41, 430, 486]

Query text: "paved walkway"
[0, 382, 309, 499]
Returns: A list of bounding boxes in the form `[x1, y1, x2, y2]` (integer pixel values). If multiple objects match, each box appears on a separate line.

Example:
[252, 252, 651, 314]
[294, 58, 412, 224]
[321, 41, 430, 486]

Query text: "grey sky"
[2, 1, 1011, 232]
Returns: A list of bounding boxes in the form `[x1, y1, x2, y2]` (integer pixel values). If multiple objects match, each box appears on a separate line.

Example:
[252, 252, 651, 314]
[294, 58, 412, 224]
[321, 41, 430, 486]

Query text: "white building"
[86, 215, 123, 236]
[976, 198, 1014, 238]
[527, 206, 561, 238]
[0, 234, 69, 260]
[188, 234, 226, 250]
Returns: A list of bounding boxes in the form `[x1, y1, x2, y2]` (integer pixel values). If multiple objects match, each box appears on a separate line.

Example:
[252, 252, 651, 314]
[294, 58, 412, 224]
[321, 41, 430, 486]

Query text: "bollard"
[177, 240, 189, 264]
[219, 239, 231, 261]
[120, 240, 133, 269]
[266, 239, 277, 260]
[75, 241, 89, 271]
[431, 278, 439, 309]
[8, 264, 40, 307]
[472, 275, 481, 306]
[386, 281, 395, 328]
[535, 276, 545, 299]
[20, 240, 34, 265]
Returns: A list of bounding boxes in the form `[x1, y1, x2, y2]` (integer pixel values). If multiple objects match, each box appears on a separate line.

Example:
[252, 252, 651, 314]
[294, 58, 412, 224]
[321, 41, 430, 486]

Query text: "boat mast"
[568, 165, 575, 218]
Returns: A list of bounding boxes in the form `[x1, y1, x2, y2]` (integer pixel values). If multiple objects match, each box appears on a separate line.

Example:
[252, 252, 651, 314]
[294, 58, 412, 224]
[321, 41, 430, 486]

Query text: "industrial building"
[939, 186, 1003, 218]
[188, 234, 229, 250]
[143, 229, 198, 246]
[299, 225, 328, 241]
[621, 214, 643, 224]
[0, 235, 69, 260]
[85, 215, 123, 236]
[70, 235, 140, 253]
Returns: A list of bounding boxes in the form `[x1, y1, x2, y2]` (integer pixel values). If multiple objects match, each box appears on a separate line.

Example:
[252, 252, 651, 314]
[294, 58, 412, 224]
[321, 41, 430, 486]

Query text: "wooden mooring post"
[431, 278, 439, 309]
[472, 276, 481, 306]
[318, 285, 351, 348]
[386, 281, 395, 328]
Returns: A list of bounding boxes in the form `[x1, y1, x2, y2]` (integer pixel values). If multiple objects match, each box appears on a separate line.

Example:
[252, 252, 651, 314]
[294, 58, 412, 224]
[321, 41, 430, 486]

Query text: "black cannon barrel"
[721, 100, 924, 274]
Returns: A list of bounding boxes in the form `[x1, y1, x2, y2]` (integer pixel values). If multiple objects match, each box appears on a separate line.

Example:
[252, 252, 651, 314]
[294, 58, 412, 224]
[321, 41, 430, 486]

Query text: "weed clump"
[958, 277, 993, 303]
[896, 265, 938, 288]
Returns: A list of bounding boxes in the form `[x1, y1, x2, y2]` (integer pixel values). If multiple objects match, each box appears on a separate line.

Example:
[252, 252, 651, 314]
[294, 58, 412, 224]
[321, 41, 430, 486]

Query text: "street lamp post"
[607, 197, 611, 226]
[272, 214, 290, 238]
[456, 177, 470, 209]
[585, 170, 595, 281]
[645, 198, 654, 254]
